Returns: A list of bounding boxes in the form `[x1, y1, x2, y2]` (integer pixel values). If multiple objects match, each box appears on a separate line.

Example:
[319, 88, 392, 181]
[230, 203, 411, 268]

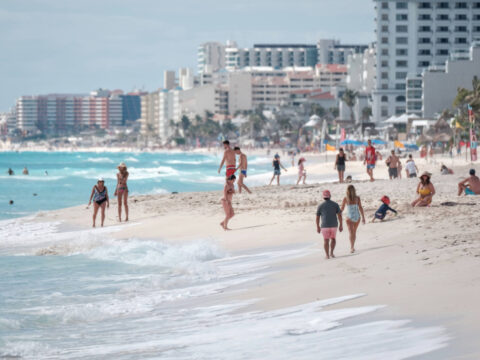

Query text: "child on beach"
[372, 196, 397, 222]
[269, 154, 287, 186]
[88, 178, 110, 227]
[316, 190, 343, 259]
[296, 157, 307, 185]
[220, 174, 236, 230]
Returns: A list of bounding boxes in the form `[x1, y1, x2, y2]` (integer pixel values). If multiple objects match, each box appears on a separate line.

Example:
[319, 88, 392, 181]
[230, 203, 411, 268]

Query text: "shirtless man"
[218, 140, 236, 178]
[234, 146, 252, 194]
[386, 150, 400, 179]
[458, 169, 480, 195]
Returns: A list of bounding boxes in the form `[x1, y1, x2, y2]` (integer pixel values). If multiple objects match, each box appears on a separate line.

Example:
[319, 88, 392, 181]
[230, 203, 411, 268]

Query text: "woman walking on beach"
[115, 162, 129, 222]
[411, 172, 435, 207]
[88, 178, 110, 227]
[220, 174, 236, 230]
[334, 148, 347, 183]
[269, 154, 287, 186]
[296, 157, 307, 185]
[341, 185, 365, 253]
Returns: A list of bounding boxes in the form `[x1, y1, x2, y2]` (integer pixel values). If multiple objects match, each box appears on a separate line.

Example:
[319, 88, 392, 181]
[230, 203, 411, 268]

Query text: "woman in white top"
[405, 154, 418, 178]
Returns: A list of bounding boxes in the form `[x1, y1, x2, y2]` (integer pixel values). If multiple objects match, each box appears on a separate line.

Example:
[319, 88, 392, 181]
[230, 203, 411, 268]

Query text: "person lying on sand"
[220, 174, 236, 230]
[372, 196, 397, 222]
[411, 172, 435, 207]
[458, 169, 480, 195]
[316, 190, 343, 259]
[441, 164, 454, 175]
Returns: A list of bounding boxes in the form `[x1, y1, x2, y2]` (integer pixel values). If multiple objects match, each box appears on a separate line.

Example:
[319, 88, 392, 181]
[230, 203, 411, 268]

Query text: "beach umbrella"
[394, 140, 405, 148]
[404, 143, 419, 150]
[372, 139, 386, 145]
[340, 139, 363, 146]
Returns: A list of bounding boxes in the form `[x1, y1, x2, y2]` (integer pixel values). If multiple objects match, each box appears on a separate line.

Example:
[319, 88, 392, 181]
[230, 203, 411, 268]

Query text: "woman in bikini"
[88, 178, 110, 227]
[411, 171, 435, 207]
[115, 162, 129, 222]
[296, 157, 307, 185]
[341, 185, 365, 253]
[220, 174, 236, 230]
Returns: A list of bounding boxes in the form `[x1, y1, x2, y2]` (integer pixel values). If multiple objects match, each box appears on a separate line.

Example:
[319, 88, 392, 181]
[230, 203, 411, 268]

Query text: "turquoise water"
[0, 151, 269, 220]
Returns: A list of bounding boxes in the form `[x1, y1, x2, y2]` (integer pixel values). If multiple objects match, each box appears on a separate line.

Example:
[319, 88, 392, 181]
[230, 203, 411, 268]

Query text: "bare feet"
[220, 221, 225, 229]
[350, 248, 355, 253]
[325, 255, 330, 259]
[330, 253, 335, 258]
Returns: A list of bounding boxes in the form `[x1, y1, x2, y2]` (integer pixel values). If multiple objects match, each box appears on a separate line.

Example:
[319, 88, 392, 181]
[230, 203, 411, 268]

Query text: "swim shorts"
[226, 166, 236, 177]
[274, 169, 281, 176]
[367, 164, 376, 170]
[337, 165, 345, 172]
[465, 188, 477, 195]
[321, 227, 337, 240]
[241, 170, 247, 176]
[388, 168, 398, 178]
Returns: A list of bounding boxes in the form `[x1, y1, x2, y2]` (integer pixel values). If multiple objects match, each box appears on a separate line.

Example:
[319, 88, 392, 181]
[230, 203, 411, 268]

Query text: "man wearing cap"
[458, 169, 480, 195]
[316, 190, 343, 259]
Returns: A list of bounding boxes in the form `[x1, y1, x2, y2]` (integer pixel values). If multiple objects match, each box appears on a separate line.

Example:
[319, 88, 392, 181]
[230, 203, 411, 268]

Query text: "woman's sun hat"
[118, 162, 127, 169]
[420, 171, 432, 178]
[381, 195, 390, 205]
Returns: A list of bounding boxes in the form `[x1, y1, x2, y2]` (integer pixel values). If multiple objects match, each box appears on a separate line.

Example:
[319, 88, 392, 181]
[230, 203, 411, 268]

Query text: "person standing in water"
[7, 168, 14, 176]
[296, 157, 307, 185]
[88, 178, 110, 227]
[316, 190, 343, 259]
[115, 162, 129, 222]
[218, 140, 236, 178]
[234, 146, 252, 194]
[340, 185, 365, 253]
[220, 174, 236, 230]
[269, 154, 287, 186]
[334, 148, 347, 183]
[364, 140, 376, 182]
[22, 167, 29, 175]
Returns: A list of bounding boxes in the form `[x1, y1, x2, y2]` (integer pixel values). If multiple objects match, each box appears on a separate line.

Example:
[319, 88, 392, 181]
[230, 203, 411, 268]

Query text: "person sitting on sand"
[220, 174, 236, 230]
[334, 148, 347, 183]
[115, 162, 129, 222]
[22, 167, 29, 175]
[269, 154, 287, 186]
[316, 190, 343, 259]
[296, 157, 307, 185]
[372, 195, 397, 222]
[88, 178, 110, 227]
[411, 172, 435, 207]
[458, 169, 480, 196]
[218, 140, 236, 178]
[341, 185, 365, 253]
[234, 146, 252, 194]
[440, 164, 454, 175]
[405, 154, 418, 178]
[345, 175, 353, 183]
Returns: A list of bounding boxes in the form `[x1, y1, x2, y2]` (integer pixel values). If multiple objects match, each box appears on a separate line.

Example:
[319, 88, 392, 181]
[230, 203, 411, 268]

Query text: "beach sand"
[35, 155, 480, 358]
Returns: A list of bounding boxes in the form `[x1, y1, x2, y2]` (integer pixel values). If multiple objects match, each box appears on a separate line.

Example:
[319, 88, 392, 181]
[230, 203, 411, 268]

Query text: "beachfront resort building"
[346, 44, 376, 94]
[372, 0, 480, 122]
[316, 39, 369, 65]
[198, 42, 226, 74]
[14, 89, 126, 134]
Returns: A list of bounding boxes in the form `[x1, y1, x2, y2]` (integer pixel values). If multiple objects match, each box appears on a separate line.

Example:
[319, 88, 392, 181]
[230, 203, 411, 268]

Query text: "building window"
[381, 37, 389, 44]
[419, 38, 431, 44]
[418, 61, 430, 67]
[419, 2, 431, 8]
[381, 107, 388, 116]
[396, 72, 407, 79]
[455, 26, 468, 32]
[396, 2, 407, 9]
[474, 2, 480, 8]
[396, 37, 408, 44]
[437, 38, 449, 44]
[437, 49, 449, 55]
[396, 95, 406, 102]
[396, 14, 408, 21]
[381, 96, 389, 103]
[474, 26, 480, 32]
[455, 14, 468, 20]
[381, 60, 388, 67]
[437, 14, 449, 20]
[396, 48, 408, 56]
[418, 49, 431, 55]
[381, 14, 389, 21]
[396, 25, 408, 32]
[381, 72, 388, 79]
[396, 60, 408, 67]
[381, 25, 389, 32]
[419, 26, 431, 32]
[395, 107, 406, 115]
[474, 14, 480, 20]
[437, 2, 449, 8]
[455, 38, 468, 43]
[437, 26, 449, 32]
[455, 2, 468, 8]
[382, 84, 388, 89]
[381, 49, 389, 55]
[418, 14, 431, 20]
[381, 2, 388, 8]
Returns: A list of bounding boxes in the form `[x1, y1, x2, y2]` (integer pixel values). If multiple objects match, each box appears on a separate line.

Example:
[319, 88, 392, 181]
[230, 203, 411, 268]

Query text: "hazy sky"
[0, 0, 375, 111]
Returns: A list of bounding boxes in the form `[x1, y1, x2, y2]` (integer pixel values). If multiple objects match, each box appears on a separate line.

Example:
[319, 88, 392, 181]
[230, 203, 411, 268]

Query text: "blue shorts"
[274, 169, 281, 176]
[465, 188, 477, 195]
[367, 164, 375, 170]
[241, 170, 247, 176]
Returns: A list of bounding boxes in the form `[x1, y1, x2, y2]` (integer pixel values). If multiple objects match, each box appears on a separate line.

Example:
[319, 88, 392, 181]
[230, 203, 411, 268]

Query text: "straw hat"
[420, 171, 432, 178]
[117, 162, 127, 169]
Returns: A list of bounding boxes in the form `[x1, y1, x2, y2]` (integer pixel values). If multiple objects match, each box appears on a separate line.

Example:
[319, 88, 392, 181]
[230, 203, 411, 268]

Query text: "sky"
[0, 0, 375, 111]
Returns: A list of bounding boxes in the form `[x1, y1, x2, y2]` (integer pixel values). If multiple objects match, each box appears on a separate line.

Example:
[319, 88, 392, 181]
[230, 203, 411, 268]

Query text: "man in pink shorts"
[316, 190, 343, 259]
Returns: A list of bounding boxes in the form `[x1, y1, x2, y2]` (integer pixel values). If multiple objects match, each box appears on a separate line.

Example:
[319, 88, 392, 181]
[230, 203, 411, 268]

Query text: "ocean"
[0, 151, 449, 358]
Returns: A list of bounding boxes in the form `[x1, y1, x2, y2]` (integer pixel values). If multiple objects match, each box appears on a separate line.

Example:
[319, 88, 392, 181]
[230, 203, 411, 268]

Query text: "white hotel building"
[373, 0, 480, 122]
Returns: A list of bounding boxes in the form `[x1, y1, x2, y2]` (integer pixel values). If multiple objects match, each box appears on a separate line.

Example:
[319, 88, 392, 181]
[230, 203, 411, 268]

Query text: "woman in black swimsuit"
[88, 178, 110, 228]
[334, 148, 347, 183]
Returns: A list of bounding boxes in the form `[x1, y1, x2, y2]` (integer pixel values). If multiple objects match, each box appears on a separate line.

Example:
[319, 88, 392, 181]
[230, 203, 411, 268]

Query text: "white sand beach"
[28, 153, 480, 358]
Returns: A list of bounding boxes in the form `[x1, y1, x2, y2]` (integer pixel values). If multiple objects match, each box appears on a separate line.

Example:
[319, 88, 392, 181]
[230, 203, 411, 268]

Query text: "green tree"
[342, 89, 359, 122]
[361, 106, 372, 122]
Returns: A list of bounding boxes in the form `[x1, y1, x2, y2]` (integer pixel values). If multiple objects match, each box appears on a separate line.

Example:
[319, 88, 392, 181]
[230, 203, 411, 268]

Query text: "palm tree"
[342, 89, 359, 123]
[361, 106, 372, 122]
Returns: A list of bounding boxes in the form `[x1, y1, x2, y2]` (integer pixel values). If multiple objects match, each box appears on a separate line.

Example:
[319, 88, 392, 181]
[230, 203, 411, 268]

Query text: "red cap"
[381, 195, 390, 205]
[323, 190, 331, 198]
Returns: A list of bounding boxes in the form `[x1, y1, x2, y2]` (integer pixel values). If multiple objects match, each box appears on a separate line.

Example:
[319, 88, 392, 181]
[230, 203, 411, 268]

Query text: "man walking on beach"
[364, 140, 376, 182]
[386, 150, 400, 179]
[316, 190, 343, 259]
[458, 169, 480, 195]
[218, 140, 236, 178]
[234, 146, 252, 194]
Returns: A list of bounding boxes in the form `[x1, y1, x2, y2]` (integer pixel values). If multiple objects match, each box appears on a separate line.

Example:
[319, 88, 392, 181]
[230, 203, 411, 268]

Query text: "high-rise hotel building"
[372, 0, 480, 122]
